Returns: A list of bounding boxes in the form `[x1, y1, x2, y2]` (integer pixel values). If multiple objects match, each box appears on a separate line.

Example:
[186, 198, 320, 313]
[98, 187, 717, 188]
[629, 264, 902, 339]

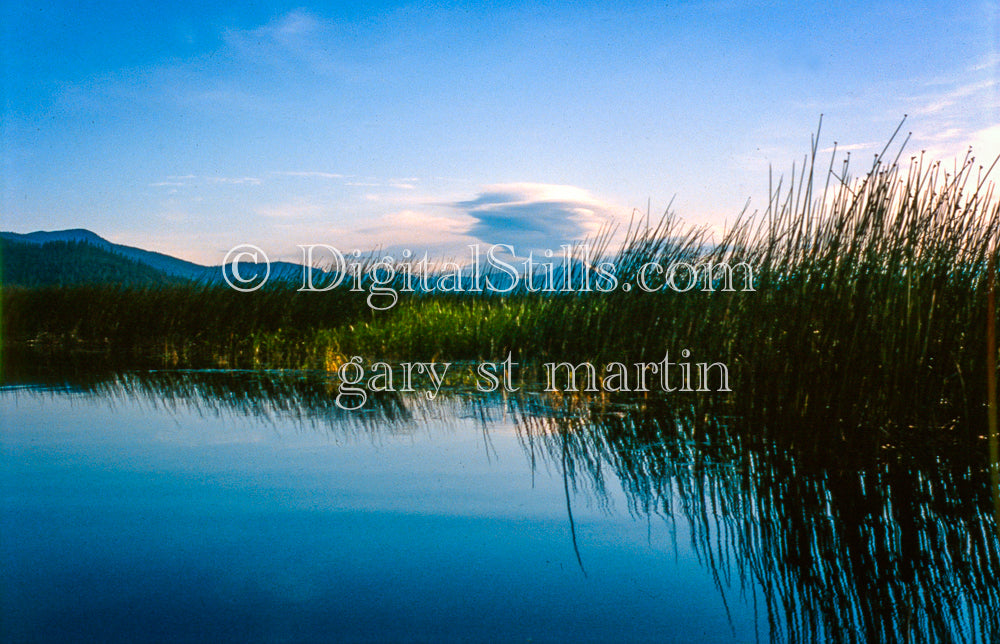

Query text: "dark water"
[1, 370, 998, 643]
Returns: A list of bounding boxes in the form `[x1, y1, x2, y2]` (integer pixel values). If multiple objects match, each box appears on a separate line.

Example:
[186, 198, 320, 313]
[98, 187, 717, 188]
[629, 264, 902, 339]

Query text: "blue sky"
[3, 1, 998, 264]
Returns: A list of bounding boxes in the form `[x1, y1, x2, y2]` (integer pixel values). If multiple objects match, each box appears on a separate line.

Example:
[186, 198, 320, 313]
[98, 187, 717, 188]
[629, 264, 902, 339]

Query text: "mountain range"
[0, 229, 301, 287]
[1, 228, 603, 291]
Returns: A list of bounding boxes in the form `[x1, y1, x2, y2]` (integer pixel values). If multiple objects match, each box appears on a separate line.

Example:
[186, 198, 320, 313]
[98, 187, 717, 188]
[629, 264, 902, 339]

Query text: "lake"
[2, 369, 998, 642]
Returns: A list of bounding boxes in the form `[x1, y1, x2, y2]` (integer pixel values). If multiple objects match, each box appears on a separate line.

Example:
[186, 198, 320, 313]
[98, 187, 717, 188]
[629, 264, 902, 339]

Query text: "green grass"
[3, 123, 998, 430]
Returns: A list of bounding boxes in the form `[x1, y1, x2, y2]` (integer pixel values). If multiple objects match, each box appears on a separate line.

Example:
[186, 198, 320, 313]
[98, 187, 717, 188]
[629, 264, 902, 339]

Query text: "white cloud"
[909, 124, 1000, 172]
[272, 171, 346, 179]
[898, 55, 999, 167]
[354, 209, 476, 250]
[912, 79, 998, 116]
[818, 142, 881, 154]
[452, 183, 626, 250]
[209, 176, 261, 185]
[218, 9, 366, 81]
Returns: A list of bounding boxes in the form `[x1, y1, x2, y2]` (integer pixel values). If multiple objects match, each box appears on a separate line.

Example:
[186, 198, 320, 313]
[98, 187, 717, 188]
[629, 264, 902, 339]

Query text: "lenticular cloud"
[452, 183, 620, 250]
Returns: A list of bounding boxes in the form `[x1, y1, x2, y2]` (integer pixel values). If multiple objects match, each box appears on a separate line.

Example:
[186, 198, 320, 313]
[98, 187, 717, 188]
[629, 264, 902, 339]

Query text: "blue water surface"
[1, 384, 760, 643]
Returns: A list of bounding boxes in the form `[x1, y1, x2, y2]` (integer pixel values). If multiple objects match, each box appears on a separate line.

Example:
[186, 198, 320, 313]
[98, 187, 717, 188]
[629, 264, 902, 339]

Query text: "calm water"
[2, 370, 999, 643]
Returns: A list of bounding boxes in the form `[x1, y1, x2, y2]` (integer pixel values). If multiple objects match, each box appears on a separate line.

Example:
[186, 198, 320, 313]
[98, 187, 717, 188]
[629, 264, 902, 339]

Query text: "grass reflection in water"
[5, 367, 996, 643]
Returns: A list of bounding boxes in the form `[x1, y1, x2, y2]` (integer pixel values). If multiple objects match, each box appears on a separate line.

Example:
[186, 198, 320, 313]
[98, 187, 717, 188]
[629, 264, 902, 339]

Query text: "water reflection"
[516, 400, 1000, 643]
[3, 368, 999, 643]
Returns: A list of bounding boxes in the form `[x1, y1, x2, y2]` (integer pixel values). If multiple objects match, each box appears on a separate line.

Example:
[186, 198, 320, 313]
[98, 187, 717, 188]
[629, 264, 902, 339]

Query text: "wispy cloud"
[343, 179, 417, 189]
[971, 53, 1000, 72]
[272, 171, 346, 179]
[209, 176, 261, 185]
[220, 9, 345, 78]
[49, 9, 365, 120]
[917, 123, 1000, 170]
[150, 174, 262, 187]
[912, 79, 998, 117]
[898, 55, 999, 165]
[819, 141, 881, 154]
[269, 171, 418, 191]
[344, 209, 476, 256]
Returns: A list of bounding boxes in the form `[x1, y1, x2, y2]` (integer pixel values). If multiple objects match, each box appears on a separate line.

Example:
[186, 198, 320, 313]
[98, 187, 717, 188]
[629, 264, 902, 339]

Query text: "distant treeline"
[0, 239, 183, 287]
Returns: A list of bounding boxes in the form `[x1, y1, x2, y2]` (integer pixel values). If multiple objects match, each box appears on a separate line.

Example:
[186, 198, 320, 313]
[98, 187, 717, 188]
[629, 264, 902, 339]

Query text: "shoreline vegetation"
[3, 123, 1000, 431]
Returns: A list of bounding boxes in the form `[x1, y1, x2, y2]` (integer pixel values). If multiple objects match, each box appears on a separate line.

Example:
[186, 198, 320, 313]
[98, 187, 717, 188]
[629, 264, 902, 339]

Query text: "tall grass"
[320, 121, 999, 429]
[1, 280, 374, 366]
[3, 122, 998, 429]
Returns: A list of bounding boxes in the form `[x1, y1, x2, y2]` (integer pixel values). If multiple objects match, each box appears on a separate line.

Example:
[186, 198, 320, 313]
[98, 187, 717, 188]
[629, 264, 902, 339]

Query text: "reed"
[3, 123, 998, 430]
